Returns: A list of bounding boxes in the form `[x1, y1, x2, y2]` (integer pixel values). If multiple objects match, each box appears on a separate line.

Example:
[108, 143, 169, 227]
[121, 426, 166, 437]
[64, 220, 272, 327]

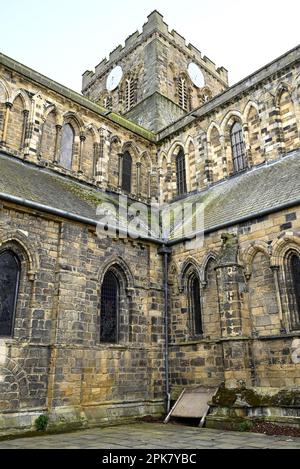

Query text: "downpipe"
[158, 244, 172, 414]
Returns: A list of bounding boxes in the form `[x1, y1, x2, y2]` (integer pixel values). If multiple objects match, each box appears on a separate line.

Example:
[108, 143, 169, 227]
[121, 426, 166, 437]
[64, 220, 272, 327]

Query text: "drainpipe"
[158, 243, 172, 414]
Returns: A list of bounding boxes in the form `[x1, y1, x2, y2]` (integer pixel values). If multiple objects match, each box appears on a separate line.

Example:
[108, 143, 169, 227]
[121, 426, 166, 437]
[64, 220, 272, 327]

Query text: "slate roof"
[0, 150, 300, 243]
[168, 150, 300, 240]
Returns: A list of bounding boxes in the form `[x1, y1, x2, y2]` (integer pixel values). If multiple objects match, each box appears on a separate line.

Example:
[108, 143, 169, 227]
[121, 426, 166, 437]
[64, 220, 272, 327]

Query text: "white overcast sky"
[1, 0, 299, 92]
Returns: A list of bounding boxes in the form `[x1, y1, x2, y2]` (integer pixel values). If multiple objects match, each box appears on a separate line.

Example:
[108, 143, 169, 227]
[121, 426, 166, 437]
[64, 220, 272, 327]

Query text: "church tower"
[82, 11, 228, 132]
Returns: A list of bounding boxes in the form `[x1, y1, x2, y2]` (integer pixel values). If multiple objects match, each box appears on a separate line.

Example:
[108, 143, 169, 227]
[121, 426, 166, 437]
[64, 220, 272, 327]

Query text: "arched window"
[60, 123, 74, 169]
[178, 77, 189, 111]
[286, 252, 300, 330]
[176, 148, 187, 196]
[125, 78, 136, 111]
[189, 274, 203, 336]
[100, 270, 119, 343]
[230, 122, 247, 172]
[122, 151, 132, 193]
[0, 251, 20, 337]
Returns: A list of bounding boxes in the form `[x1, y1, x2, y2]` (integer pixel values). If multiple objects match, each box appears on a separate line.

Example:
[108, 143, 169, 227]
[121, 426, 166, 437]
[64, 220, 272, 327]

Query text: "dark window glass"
[0, 251, 20, 337]
[100, 271, 119, 343]
[191, 276, 203, 335]
[231, 122, 247, 172]
[122, 151, 132, 193]
[176, 149, 187, 196]
[290, 254, 300, 327]
[60, 123, 74, 169]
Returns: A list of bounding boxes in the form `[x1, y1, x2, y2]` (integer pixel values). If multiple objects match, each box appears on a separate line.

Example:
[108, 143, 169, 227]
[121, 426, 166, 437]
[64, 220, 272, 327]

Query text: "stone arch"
[0, 230, 39, 279]
[121, 141, 140, 194]
[275, 82, 292, 107]
[59, 112, 83, 170]
[241, 241, 271, 279]
[139, 151, 151, 198]
[82, 124, 99, 178]
[167, 142, 187, 198]
[179, 256, 202, 292]
[201, 251, 218, 284]
[6, 92, 28, 151]
[243, 100, 260, 122]
[201, 253, 221, 339]
[0, 78, 10, 103]
[62, 111, 84, 133]
[184, 136, 196, 191]
[0, 79, 10, 141]
[271, 233, 300, 267]
[40, 105, 58, 161]
[108, 135, 122, 189]
[207, 122, 223, 182]
[244, 103, 264, 166]
[221, 110, 247, 175]
[248, 249, 280, 336]
[0, 356, 29, 411]
[98, 255, 134, 290]
[221, 110, 244, 135]
[10, 89, 31, 112]
[98, 256, 135, 343]
[276, 85, 299, 153]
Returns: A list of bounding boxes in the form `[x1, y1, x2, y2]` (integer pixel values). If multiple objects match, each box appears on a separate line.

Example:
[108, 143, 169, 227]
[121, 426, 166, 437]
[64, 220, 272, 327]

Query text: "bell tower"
[82, 11, 229, 132]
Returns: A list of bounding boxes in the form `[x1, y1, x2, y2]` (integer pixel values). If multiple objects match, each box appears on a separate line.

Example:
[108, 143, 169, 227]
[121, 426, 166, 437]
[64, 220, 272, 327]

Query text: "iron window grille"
[100, 271, 119, 343]
[231, 122, 247, 172]
[176, 149, 187, 196]
[0, 250, 20, 337]
[122, 151, 132, 193]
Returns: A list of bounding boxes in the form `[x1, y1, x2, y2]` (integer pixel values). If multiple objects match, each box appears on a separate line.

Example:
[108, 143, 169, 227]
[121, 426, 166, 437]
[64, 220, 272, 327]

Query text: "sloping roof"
[0, 152, 159, 239]
[0, 151, 300, 244]
[168, 150, 300, 240]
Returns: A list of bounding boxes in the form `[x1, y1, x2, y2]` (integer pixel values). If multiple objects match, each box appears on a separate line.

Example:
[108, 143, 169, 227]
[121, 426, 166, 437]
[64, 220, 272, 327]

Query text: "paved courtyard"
[1, 423, 300, 449]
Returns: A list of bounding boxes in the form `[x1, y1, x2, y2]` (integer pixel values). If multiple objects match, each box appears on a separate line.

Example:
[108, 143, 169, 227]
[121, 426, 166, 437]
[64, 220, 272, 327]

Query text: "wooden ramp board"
[164, 386, 218, 424]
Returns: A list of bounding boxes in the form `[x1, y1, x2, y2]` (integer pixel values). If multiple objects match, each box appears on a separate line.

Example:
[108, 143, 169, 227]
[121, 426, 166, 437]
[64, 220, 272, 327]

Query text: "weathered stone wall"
[0, 61, 157, 203]
[158, 49, 300, 202]
[82, 11, 227, 131]
[0, 203, 165, 431]
[168, 206, 300, 395]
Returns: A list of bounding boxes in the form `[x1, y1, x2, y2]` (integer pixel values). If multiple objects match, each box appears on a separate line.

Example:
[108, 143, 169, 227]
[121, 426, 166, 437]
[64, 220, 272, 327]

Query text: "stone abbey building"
[0, 11, 300, 433]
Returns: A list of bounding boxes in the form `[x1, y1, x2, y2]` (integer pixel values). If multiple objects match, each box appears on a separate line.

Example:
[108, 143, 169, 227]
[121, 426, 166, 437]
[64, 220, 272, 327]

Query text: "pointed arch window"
[100, 270, 119, 343]
[125, 78, 136, 111]
[286, 252, 300, 330]
[0, 250, 20, 337]
[231, 122, 247, 172]
[60, 123, 74, 169]
[176, 148, 187, 196]
[122, 151, 132, 193]
[178, 77, 189, 111]
[187, 271, 203, 336]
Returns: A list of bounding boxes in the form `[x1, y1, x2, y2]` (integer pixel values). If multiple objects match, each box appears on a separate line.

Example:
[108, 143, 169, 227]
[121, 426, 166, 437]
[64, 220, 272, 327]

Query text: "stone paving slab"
[0, 423, 300, 449]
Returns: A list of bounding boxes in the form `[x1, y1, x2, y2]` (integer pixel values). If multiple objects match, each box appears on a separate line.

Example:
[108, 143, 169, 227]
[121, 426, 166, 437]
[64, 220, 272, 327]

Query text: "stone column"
[1, 102, 12, 145]
[93, 142, 100, 179]
[216, 233, 252, 387]
[54, 124, 62, 163]
[136, 162, 141, 196]
[242, 123, 252, 168]
[21, 109, 29, 152]
[78, 133, 86, 174]
[118, 153, 123, 189]
[37, 119, 45, 159]
[220, 134, 228, 176]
